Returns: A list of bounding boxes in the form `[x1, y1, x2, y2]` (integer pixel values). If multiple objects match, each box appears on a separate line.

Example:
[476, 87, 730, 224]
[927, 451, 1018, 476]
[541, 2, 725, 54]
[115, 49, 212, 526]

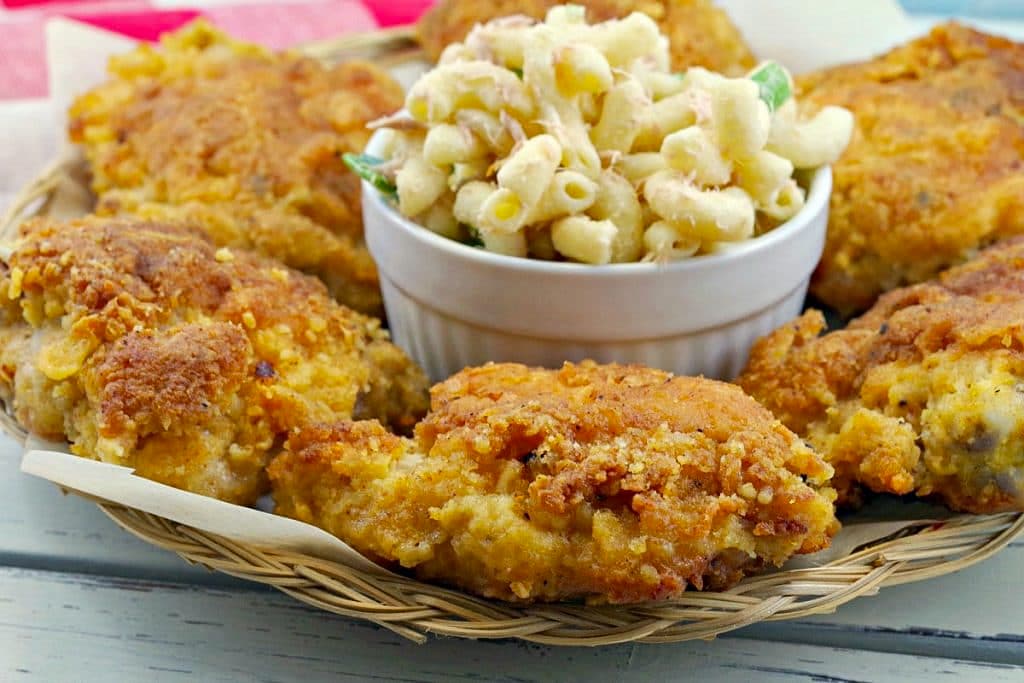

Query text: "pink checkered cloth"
[0, 0, 434, 99]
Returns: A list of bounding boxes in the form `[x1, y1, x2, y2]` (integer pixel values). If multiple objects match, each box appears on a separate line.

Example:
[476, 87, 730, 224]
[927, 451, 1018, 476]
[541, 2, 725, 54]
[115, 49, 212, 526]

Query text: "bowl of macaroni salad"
[356, 6, 852, 381]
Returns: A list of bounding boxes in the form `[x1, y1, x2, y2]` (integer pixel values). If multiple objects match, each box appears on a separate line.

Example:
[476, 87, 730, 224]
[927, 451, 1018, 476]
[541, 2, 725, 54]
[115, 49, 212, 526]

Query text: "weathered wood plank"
[5, 431, 1024, 661]
[2, 567, 1022, 683]
[742, 544, 1024, 665]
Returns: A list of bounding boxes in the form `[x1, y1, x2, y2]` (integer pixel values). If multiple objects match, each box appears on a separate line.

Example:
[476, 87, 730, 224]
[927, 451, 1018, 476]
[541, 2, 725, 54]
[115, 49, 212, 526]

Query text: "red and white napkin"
[0, 0, 433, 99]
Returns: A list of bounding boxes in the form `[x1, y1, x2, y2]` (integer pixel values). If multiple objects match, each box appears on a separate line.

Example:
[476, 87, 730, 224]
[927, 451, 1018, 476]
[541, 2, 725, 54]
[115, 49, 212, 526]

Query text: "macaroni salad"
[348, 6, 853, 264]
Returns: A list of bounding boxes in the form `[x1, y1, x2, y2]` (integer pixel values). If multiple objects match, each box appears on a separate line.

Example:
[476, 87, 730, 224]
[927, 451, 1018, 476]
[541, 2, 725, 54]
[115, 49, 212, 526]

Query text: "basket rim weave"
[2, 27, 1023, 646]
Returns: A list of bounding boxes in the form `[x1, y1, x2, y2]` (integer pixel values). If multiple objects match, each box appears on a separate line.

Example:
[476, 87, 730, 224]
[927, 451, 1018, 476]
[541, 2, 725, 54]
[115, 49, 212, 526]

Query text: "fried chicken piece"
[416, 0, 755, 75]
[270, 361, 837, 603]
[68, 21, 405, 316]
[738, 237, 1024, 513]
[0, 217, 428, 505]
[797, 23, 1024, 315]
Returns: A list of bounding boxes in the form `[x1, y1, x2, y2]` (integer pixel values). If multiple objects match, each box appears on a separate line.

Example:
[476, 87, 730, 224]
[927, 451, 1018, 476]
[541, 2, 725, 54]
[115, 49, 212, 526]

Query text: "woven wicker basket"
[2, 27, 1023, 646]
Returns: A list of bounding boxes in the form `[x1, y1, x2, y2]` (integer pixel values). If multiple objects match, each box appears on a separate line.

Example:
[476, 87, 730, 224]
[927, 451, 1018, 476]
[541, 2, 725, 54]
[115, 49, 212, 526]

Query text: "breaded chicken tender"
[417, 0, 755, 75]
[738, 238, 1024, 513]
[798, 23, 1024, 315]
[0, 217, 428, 505]
[270, 362, 837, 603]
[68, 21, 405, 316]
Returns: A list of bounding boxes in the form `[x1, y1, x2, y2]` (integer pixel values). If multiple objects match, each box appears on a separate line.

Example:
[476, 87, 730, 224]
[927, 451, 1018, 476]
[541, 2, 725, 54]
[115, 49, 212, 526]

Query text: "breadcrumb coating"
[0, 217, 428, 504]
[416, 0, 756, 75]
[798, 23, 1024, 315]
[68, 21, 405, 316]
[270, 362, 837, 603]
[738, 237, 1024, 513]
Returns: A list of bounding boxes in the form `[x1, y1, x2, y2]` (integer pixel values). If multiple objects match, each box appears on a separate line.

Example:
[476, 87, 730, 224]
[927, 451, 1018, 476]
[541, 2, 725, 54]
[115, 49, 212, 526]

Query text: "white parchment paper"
[21, 441, 395, 576]
[718, 0, 914, 73]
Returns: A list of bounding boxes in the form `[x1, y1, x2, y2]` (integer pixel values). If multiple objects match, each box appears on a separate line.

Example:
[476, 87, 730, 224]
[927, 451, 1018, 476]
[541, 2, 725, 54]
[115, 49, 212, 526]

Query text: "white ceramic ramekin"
[363, 133, 831, 382]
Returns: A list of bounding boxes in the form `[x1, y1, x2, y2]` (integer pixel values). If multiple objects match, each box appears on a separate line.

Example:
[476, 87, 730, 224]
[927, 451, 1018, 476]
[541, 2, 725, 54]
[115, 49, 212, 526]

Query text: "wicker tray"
[2, 28, 1023, 646]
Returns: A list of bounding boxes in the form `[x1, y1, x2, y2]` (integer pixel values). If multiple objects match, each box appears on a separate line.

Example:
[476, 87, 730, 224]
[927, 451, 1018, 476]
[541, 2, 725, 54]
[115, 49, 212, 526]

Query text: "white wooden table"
[3, 432, 1024, 682]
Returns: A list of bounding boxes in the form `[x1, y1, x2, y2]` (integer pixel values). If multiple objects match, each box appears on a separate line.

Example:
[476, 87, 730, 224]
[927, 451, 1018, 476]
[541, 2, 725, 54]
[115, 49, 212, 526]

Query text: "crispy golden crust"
[0, 217, 428, 504]
[738, 237, 1024, 513]
[416, 0, 755, 75]
[68, 21, 405, 316]
[798, 23, 1024, 315]
[270, 361, 837, 603]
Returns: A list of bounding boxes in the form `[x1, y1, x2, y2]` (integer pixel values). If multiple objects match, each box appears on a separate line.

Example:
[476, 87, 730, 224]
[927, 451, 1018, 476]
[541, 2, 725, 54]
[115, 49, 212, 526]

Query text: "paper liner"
[21, 442, 394, 577]
[717, 0, 914, 73]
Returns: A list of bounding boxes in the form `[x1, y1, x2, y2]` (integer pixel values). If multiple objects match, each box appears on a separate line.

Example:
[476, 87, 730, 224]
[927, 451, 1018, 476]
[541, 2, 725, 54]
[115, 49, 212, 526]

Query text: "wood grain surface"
[3, 567, 1023, 682]
[4, 430, 1024, 680]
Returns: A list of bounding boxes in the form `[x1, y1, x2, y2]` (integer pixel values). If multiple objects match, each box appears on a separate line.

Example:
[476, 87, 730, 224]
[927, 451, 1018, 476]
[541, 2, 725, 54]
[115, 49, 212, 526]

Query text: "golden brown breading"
[797, 23, 1024, 315]
[270, 361, 837, 603]
[68, 21, 405, 316]
[738, 237, 1024, 513]
[0, 217, 428, 505]
[416, 0, 756, 75]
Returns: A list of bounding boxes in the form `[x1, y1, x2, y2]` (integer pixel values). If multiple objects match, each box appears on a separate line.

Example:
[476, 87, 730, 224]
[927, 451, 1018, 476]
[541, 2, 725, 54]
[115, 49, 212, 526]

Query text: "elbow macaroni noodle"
[376, 6, 853, 264]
